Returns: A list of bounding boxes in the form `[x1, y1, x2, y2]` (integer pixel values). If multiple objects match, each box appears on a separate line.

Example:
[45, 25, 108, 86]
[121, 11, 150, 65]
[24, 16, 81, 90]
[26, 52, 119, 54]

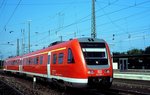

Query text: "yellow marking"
[23, 47, 66, 58]
[50, 47, 66, 53]
[40, 47, 66, 55]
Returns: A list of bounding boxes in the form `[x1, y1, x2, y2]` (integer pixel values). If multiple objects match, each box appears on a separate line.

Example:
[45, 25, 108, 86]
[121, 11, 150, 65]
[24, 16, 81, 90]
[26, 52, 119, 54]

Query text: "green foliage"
[114, 46, 150, 55]
[145, 46, 150, 54]
[127, 49, 143, 55]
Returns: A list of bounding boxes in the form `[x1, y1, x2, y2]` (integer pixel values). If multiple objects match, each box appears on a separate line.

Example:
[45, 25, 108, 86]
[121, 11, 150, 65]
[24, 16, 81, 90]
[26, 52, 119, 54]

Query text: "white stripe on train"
[4, 69, 88, 83]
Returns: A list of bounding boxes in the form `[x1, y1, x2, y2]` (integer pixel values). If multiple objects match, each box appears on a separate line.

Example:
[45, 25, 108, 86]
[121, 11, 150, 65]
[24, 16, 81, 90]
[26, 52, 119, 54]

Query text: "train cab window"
[80, 42, 108, 65]
[53, 54, 57, 64]
[58, 53, 64, 64]
[40, 56, 43, 64]
[68, 48, 75, 64]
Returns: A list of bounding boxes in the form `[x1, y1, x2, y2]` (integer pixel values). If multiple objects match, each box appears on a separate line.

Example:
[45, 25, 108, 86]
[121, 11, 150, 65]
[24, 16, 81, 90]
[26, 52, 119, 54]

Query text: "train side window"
[53, 54, 57, 64]
[36, 57, 39, 64]
[26, 59, 28, 64]
[34, 57, 38, 64]
[68, 48, 75, 63]
[16, 60, 18, 65]
[58, 53, 64, 64]
[23, 59, 25, 65]
[27, 58, 30, 64]
[30, 58, 33, 64]
[23, 59, 26, 65]
[34, 58, 36, 64]
[29, 58, 31, 64]
[13, 60, 15, 65]
[14, 60, 16, 65]
[40, 56, 43, 64]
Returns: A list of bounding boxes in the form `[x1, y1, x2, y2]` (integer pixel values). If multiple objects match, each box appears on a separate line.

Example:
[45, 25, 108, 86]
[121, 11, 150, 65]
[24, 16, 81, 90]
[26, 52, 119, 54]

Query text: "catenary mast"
[91, 0, 96, 38]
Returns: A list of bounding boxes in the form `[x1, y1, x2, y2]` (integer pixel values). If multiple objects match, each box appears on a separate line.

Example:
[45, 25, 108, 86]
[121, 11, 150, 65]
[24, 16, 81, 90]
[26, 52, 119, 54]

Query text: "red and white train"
[4, 38, 113, 88]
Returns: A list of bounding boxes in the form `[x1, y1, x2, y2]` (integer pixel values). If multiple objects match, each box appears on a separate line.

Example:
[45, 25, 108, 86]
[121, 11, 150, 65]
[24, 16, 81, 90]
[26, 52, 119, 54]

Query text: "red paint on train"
[4, 38, 113, 88]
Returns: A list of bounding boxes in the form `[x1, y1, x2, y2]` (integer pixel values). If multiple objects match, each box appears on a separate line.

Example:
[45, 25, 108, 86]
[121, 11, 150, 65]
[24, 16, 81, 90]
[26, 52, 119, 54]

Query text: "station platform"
[113, 69, 150, 81]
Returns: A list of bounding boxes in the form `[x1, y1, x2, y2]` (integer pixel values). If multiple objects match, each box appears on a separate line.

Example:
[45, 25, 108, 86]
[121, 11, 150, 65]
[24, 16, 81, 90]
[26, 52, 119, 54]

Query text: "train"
[3, 37, 113, 88]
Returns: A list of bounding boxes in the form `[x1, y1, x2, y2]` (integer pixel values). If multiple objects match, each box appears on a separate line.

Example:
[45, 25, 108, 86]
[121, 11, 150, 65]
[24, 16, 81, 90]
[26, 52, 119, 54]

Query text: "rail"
[0, 79, 24, 95]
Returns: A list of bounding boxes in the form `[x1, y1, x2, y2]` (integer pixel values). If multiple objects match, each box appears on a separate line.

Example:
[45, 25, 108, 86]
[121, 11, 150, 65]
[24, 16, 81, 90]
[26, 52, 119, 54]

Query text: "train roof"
[5, 37, 105, 60]
[5, 56, 21, 61]
[77, 37, 105, 43]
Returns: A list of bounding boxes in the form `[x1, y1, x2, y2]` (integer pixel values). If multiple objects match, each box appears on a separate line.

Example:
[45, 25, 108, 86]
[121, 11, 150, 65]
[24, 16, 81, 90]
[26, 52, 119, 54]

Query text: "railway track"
[0, 72, 63, 95]
[110, 88, 150, 95]
[65, 78, 150, 95]
[112, 78, 150, 95]
[0, 71, 149, 95]
[0, 78, 24, 95]
[64, 87, 149, 95]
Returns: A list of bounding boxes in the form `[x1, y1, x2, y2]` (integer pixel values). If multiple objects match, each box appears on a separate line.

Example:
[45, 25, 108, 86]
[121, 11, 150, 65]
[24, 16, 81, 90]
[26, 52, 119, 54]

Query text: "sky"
[0, 0, 150, 59]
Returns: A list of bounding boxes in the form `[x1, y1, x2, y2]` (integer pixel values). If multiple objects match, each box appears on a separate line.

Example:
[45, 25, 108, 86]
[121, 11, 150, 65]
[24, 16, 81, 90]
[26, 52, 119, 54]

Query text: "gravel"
[0, 71, 150, 95]
[112, 78, 150, 94]
[0, 74, 63, 95]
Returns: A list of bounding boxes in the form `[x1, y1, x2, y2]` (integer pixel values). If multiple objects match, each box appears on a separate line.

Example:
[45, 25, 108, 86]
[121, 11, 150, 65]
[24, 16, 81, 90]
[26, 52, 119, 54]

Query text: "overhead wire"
[1, 0, 150, 38]
[0, 0, 82, 46]
[76, 8, 150, 39]
[52, 0, 150, 36]
[0, 0, 22, 33]
[33, 0, 118, 46]
[101, 25, 150, 38]
[20, 0, 150, 49]
[5, 1, 91, 6]
[0, 0, 7, 21]
[0, 0, 118, 45]
[1, 0, 150, 57]
[1, 0, 150, 45]
[98, 2, 126, 33]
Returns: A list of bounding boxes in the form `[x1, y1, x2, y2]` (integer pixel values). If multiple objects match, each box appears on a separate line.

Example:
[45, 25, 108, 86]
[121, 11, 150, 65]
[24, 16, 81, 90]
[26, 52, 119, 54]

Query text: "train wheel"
[52, 79, 67, 91]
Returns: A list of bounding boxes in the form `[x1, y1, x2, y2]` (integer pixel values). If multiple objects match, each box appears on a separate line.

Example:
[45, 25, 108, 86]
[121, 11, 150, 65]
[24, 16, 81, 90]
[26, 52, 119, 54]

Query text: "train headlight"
[105, 69, 110, 73]
[88, 70, 94, 74]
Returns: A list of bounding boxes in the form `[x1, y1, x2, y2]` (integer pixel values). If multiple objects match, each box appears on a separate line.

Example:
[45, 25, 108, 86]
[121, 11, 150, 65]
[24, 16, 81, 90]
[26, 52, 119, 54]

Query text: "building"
[113, 54, 150, 71]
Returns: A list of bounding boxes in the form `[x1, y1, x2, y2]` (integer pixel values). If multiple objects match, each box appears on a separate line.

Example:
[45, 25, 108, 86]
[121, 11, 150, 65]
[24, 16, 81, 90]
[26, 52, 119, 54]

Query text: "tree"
[127, 49, 143, 55]
[145, 46, 150, 54]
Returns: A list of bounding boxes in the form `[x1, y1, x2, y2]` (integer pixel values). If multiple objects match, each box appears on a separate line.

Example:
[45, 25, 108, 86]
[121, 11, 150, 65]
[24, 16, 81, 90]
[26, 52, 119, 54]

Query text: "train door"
[19, 58, 23, 72]
[47, 52, 51, 78]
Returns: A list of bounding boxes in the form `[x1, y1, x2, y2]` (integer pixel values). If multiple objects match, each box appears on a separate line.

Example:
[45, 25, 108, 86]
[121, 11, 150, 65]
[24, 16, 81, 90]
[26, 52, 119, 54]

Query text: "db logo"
[98, 70, 102, 74]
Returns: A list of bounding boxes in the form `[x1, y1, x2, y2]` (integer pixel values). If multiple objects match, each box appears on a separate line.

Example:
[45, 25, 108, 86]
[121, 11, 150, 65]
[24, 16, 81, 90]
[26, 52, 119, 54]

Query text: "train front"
[79, 38, 113, 88]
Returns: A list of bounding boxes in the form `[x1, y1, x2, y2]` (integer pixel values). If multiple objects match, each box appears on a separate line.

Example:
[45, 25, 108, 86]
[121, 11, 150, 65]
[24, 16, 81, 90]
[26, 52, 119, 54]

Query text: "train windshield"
[80, 43, 108, 65]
